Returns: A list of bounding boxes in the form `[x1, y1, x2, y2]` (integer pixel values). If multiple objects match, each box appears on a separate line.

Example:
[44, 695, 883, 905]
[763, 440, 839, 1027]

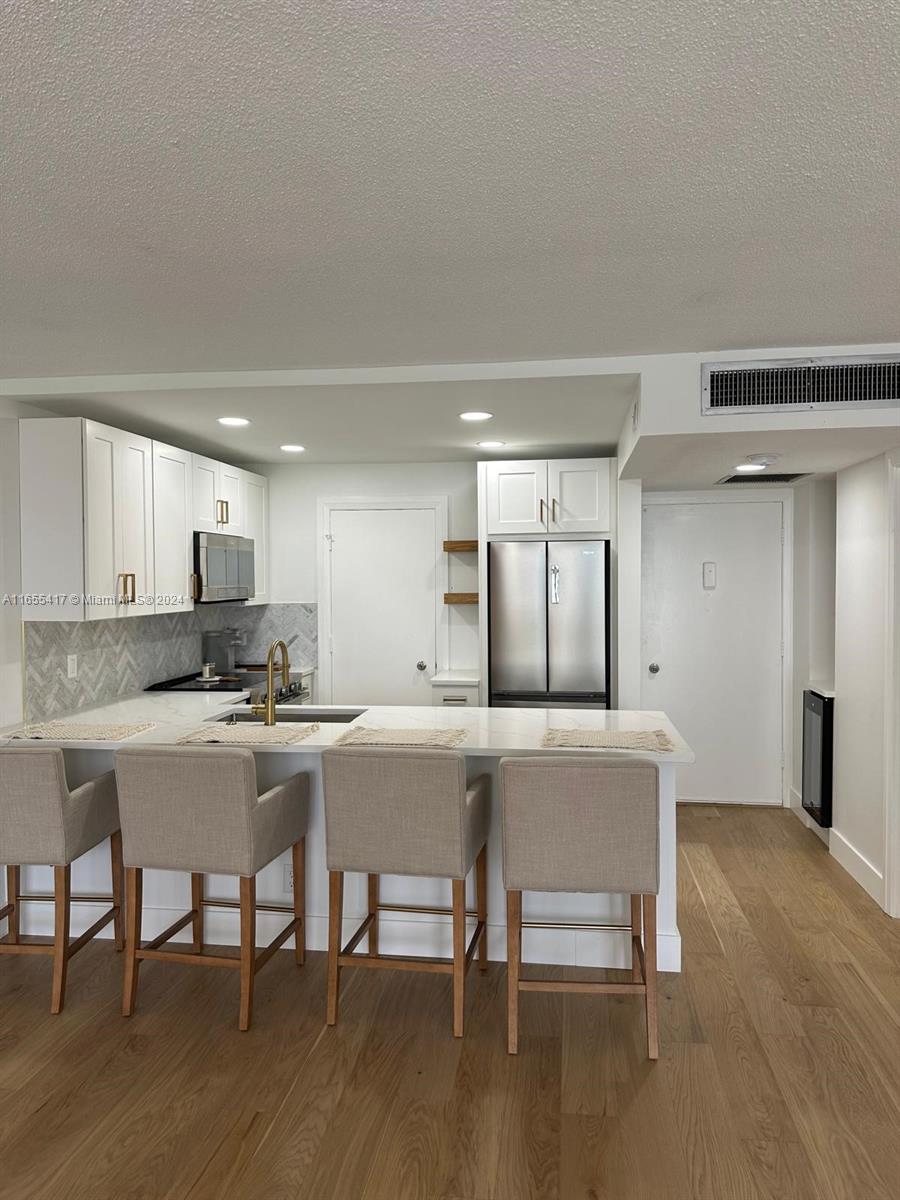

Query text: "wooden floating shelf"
[443, 539, 478, 553]
[444, 592, 479, 605]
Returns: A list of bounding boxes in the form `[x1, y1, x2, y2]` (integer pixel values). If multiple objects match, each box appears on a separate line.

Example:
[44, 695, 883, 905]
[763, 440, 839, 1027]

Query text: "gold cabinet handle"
[215, 499, 224, 524]
[190, 572, 201, 601]
[223, 499, 230, 525]
[128, 572, 137, 604]
[117, 572, 129, 604]
[540, 498, 547, 525]
[552, 498, 559, 523]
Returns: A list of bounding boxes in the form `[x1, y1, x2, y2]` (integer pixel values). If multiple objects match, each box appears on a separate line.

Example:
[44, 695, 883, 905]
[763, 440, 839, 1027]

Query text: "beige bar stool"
[114, 746, 309, 1031]
[322, 747, 489, 1038]
[500, 756, 660, 1058]
[0, 746, 123, 1013]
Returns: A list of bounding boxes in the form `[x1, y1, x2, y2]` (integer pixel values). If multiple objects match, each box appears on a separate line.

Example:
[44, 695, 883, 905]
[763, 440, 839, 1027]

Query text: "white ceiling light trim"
[217, 415, 251, 427]
[735, 453, 779, 472]
[280, 444, 306, 452]
[477, 440, 506, 449]
[459, 411, 493, 421]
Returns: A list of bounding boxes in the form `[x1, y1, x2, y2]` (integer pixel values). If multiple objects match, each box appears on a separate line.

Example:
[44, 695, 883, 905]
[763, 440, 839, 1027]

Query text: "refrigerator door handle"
[550, 563, 560, 604]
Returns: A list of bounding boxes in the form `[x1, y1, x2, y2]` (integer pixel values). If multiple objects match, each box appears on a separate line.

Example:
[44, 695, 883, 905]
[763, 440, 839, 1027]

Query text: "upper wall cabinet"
[192, 454, 244, 535]
[20, 418, 154, 621]
[242, 469, 268, 605]
[484, 458, 611, 536]
[153, 441, 194, 613]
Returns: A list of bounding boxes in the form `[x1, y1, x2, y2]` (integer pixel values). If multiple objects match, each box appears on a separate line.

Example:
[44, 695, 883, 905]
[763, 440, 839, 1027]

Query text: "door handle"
[540, 498, 547, 525]
[117, 572, 129, 604]
[550, 564, 560, 604]
[552, 497, 559, 523]
[416, 660, 428, 671]
[215, 499, 223, 524]
[648, 662, 660, 674]
[128, 572, 137, 604]
[223, 499, 230, 525]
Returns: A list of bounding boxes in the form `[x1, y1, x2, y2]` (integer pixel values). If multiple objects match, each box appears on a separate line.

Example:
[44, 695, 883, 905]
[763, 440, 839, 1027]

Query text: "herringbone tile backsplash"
[24, 603, 317, 722]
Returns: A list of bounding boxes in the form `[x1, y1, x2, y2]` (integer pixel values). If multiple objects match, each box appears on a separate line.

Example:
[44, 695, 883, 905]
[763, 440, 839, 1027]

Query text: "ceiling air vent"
[717, 473, 810, 485]
[702, 355, 899, 414]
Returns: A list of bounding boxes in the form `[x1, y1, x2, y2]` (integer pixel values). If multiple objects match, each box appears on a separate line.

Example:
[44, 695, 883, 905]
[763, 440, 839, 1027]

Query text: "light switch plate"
[67, 654, 78, 679]
[702, 562, 717, 590]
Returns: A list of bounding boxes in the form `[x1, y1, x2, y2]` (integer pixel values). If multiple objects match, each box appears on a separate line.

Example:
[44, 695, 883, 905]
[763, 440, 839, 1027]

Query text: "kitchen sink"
[214, 708, 365, 725]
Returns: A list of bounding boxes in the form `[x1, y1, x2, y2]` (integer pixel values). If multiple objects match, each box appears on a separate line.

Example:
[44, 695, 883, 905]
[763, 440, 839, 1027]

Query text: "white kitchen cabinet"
[484, 460, 549, 534]
[547, 458, 611, 533]
[153, 441, 194, 613]
[242, 469, 268, 605]
[484, 457, 611, 536]
[20, 418, 154, 621]
[192, 455, 244, 535]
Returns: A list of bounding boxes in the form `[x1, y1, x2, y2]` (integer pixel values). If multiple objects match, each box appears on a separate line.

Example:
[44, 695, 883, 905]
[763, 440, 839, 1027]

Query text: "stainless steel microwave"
[192, 532, 255, 602]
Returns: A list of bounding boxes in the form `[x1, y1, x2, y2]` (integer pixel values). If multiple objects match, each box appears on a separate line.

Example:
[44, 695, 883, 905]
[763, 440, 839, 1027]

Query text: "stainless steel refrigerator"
[489, 540, 609, 708]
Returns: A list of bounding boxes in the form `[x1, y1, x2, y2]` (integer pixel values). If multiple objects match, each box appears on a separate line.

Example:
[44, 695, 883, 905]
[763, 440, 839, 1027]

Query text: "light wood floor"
[1, 805, 899, 1200]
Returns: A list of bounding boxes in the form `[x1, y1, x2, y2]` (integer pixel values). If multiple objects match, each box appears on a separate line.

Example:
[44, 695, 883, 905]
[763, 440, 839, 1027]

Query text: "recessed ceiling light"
[735, 452, 778, 473]
[477, 440, 506, 449]
[460, 411, 493, 422]
[217, 416, 250, 427]
[280, 444, 306, 453]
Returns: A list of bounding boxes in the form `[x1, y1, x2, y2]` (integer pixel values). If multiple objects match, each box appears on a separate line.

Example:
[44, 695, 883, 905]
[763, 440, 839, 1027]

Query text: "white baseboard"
[16, 903, 683, 974]
[830, 829, 885, 906]
[789, 787, 830, 845]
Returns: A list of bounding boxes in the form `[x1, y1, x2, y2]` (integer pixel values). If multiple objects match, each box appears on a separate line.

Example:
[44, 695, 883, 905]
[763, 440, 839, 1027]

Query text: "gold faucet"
[251, 638, 291, 726]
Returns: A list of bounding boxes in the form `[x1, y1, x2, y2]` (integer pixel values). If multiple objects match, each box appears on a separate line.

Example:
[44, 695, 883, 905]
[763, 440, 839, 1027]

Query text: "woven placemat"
[335, 726, 467, 749]
[11, 721, 156, 741]
[177, 722, 320, 746]
[542, 728, 675, 752]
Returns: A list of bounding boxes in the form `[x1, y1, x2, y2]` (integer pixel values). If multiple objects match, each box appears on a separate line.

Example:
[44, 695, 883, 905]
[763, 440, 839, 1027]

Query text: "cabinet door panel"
[192, 454, 220, 533]
[242, 470, 268, 605]
[548, 459, 611, 533]
[119, 432, 154, 616]
[219, 463, 243, 534]
[485, 460, 548, 534]
[83, 422, 120, 620]
[153, 442, 194, 612]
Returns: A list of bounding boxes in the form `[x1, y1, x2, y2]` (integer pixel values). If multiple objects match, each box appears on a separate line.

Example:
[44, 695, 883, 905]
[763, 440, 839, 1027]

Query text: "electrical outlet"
[282, 863, 294, 893]
[67, 654, 78, 680]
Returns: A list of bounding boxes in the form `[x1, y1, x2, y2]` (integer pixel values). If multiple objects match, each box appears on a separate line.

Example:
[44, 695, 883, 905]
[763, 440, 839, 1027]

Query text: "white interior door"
[642, 498, 784, 804]
[329, 506, 438, 705]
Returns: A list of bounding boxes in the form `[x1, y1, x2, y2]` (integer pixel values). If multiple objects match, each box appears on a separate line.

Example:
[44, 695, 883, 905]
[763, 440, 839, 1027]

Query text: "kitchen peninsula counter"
[1, 694, 692, 972]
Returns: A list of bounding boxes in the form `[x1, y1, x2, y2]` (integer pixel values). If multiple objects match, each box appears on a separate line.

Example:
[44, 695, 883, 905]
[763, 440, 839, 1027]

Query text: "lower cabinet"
[431, 684, 480, 707]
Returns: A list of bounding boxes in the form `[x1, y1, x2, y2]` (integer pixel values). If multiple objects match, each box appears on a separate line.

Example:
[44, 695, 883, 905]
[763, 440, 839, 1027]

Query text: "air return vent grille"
[702, 356, 899, 413]
[717, 473, 810, 485]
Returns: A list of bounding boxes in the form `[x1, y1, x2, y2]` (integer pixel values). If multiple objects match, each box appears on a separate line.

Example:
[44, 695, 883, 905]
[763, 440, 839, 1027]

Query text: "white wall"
[791, 477, 836, 802]
[254, 460, 480, 669]
[832, 453, 892, 902]
[0, 413, 24, 727]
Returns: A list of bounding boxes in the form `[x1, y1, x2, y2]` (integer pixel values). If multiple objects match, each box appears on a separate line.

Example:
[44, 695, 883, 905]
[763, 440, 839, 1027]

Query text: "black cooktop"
[146, 671, 267, 694]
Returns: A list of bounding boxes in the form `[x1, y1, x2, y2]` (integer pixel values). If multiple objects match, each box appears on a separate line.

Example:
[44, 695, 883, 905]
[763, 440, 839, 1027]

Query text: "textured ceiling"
[29, 374, 635, 462]
[2, 1, 899, 377]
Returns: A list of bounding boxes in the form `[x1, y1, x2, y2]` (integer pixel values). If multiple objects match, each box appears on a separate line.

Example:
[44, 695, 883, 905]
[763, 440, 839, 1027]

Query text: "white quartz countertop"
[0, 691, 693, 761]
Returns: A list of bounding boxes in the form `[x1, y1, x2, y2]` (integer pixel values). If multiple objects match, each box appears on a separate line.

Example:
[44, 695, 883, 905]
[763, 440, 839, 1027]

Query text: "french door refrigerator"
[488, 540, 609, 708]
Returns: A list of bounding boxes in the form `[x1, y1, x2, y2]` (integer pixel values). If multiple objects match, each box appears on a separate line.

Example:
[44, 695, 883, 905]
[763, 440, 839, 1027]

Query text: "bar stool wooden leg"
[630, 894, 642, 983]
[50, 865, 71, 1014]
[367, 873, 379, 958]
[239, 875, 256, 1032]
[190, 873, 204, 954]
[475, 845, 488, 971]
[5, 865, 20, 943]
[122, 867, 143, 1017]
[326, 870, 344, 1025]
[110, 832, 125, 951]
[642, 893, 659, 1060]
[507, 889, 522, 1055]
[452, 878, 466, 1037]
[293, 839, 306, 966]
